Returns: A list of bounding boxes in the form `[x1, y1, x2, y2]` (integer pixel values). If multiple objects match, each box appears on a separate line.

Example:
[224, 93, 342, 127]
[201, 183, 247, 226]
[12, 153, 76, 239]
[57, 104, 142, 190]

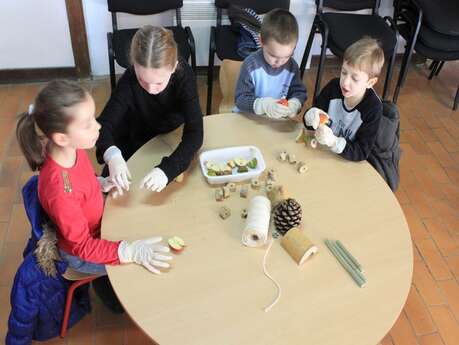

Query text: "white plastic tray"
[199, 146, 266, 185]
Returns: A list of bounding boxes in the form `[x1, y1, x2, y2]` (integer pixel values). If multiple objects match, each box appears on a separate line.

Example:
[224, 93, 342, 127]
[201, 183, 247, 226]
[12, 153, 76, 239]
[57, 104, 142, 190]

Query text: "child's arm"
[155, 62, 204, 182]
[234, 60, 257, 113]
[45, 196, 121, 265]
[339, 104, 382, 161]
[96, 71, 133, 165]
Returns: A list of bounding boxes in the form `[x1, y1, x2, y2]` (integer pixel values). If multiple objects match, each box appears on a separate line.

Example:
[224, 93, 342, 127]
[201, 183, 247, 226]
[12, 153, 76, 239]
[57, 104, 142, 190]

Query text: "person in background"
[234, 8, 307, 121]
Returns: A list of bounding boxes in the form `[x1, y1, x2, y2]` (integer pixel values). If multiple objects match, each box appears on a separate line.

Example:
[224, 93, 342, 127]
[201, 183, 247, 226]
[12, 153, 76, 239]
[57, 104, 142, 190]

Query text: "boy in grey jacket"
[234, 9, 307, 120]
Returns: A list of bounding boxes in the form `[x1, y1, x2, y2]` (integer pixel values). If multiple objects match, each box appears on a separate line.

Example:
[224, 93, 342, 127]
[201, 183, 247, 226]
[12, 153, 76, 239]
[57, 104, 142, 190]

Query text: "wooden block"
[279, 150, 287, 161]
[219, 206, 231, 219]
[297, 162, 308, 174]
[222, 186, 231, 199]
[288, 153, 297, 164]
[251, 178, 260, 190]
[267, 168, 276, 182]
[240, 185, 249, 198]
[226, 182, 236, 192]
[215, 188, 224, 202]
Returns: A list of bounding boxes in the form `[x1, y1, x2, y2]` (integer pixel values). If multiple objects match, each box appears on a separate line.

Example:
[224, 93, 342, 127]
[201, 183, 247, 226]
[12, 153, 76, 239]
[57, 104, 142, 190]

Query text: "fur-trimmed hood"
[34, 222, 60, 277]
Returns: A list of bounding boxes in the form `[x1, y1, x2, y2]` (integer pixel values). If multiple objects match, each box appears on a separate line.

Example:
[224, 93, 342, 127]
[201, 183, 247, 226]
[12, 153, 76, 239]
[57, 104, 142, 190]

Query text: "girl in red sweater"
[16, 80, 172, 277]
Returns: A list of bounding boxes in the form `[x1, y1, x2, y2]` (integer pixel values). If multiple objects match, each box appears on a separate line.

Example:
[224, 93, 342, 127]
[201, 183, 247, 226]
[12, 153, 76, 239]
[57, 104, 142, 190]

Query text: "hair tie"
[28, 104, 34, 115]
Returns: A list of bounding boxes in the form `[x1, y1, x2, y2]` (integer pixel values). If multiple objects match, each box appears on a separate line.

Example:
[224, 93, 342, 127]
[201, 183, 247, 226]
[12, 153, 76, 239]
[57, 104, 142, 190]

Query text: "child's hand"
[97, 176, 123, 198]
[253, 97, 290, 120]
[118, 237, 172, 274]
[315, 124, 337, 147]
[286, 98, 302, 118]
[315, 125, 346, 154]
[139, 167, 168, 192]
[104, 146, 132, 192]
[304, 107, 322, 129]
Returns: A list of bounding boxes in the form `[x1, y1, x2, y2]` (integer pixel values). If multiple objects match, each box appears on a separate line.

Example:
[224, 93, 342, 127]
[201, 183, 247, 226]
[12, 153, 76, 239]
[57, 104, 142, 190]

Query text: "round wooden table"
[102, 113, 412, 345]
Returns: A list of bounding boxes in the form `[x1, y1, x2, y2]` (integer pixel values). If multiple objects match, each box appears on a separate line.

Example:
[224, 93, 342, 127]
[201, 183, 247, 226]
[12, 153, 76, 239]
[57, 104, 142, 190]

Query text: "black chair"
[107, 0, 196, 91]
[299, 0, 397, 103]
[392, 0, 459, 108]
[425, 61, 458, 111]
[206, 0, 290, 115]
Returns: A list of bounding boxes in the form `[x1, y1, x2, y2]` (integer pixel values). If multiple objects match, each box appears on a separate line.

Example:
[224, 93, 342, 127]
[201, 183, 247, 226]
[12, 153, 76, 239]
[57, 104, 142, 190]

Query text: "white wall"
[82, 0, 175, 76]
[0, 0, 396, 75]
[0, 0, 75, 69]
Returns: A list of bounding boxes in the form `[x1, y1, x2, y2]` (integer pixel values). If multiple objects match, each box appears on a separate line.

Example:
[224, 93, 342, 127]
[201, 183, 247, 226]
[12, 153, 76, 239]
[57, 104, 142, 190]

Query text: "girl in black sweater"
[96, 25, 203, 196]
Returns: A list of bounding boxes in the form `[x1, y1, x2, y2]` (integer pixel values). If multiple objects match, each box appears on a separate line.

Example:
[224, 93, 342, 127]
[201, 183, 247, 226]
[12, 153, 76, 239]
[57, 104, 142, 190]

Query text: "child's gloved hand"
[140, 167, 168, 192]
[97, 176, 122, 198]
[253, 97, 291, 120]
[304, 107, 322, 129]
[286, 98, 302, 118]
[315, 125, 346, 153]
[104, 146, 131, 193]
[118, 237, 172, 274]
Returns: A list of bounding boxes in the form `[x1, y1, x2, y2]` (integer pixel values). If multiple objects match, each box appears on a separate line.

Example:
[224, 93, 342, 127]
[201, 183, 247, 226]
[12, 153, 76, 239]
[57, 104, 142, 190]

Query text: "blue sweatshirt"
[234, 49, 307, 113]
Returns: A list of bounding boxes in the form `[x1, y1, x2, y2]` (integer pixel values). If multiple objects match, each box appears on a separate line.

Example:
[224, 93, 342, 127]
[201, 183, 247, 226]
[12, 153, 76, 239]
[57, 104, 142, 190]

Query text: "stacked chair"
[392, 0, 459, 109]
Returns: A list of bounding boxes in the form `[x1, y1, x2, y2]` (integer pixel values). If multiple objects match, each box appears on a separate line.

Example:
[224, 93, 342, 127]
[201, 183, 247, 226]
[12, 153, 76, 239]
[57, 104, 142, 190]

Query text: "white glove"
[287, 98, 302, 118]
[104, 146, 131, 193]
[253, 97, 291, 119]
[304, 107, 322, 129]
[96, 176, 123, 199]
[118, 237, 172, 274]
[315, 125, 346, 153]
[140, 167, 168, 192]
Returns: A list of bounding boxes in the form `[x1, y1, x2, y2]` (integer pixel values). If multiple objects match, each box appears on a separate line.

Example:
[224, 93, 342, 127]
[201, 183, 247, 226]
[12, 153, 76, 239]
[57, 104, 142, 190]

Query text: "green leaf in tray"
[247, 157, 258, 169]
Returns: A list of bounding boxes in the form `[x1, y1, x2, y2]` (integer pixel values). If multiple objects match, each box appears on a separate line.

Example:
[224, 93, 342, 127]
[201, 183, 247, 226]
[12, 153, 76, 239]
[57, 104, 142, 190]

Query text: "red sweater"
[38, 149, 120, 265]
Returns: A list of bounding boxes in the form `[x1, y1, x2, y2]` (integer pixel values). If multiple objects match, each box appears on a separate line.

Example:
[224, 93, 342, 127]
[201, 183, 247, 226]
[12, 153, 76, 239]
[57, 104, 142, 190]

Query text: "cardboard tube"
[281, 227, 318, 265]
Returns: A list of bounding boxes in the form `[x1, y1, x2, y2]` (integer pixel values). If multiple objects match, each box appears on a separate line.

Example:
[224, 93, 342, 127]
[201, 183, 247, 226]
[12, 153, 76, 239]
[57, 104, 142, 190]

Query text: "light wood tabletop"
[102, 113, 413, 345]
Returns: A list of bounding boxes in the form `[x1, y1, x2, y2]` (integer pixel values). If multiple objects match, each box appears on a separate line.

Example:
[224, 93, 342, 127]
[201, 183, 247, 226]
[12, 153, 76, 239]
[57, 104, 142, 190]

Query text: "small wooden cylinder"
[267, 185, 287, 209]
[281, 227, 318, 265]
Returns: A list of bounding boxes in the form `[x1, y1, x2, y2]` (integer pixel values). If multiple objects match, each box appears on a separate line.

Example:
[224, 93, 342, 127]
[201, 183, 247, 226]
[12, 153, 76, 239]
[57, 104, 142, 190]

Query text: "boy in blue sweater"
[234, 9, 307, 120]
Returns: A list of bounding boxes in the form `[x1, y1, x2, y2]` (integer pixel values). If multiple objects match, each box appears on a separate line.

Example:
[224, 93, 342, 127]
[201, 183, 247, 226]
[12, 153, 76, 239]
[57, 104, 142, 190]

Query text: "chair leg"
[60, 277, 98, 338]
[206, 52, 215, 115]
[300, 19, 318, 79]
[429, 60, 437, 70]
[107, 33, 116, 92]
[206, 28, 216, 115]
[313, 26, 329, 104]
[382, 47, 396, 101]
[428, 60, 439, 80]
[454, 86, 459, 111]
[191, 50, 197, 76]
[434, 61, 445, 76]
[393, 37, 417, 104]
[185, 26, 197, 76]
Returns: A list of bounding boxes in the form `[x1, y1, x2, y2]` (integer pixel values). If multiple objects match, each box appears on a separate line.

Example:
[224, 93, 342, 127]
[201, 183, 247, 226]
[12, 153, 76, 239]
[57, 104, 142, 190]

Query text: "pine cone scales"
[273, 198, 302, 235]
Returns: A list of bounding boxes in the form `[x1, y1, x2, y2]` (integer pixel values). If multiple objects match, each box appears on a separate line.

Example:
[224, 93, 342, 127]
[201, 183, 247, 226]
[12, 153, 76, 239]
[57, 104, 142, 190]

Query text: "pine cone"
[273, 198, 302, 235]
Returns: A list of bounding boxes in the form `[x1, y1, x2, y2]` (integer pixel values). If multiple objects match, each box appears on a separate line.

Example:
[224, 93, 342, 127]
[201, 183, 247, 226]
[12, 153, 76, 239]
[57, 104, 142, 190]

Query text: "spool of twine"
[242, 196, 271, 247]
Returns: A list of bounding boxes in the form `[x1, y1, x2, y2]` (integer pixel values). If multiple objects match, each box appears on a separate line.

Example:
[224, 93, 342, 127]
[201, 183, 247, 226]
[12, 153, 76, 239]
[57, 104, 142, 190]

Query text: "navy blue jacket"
[6, 176, 91, 345]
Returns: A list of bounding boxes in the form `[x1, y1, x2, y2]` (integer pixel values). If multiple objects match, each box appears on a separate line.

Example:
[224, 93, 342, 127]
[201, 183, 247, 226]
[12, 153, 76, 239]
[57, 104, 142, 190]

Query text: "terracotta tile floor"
[0, 59, 457, 344]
